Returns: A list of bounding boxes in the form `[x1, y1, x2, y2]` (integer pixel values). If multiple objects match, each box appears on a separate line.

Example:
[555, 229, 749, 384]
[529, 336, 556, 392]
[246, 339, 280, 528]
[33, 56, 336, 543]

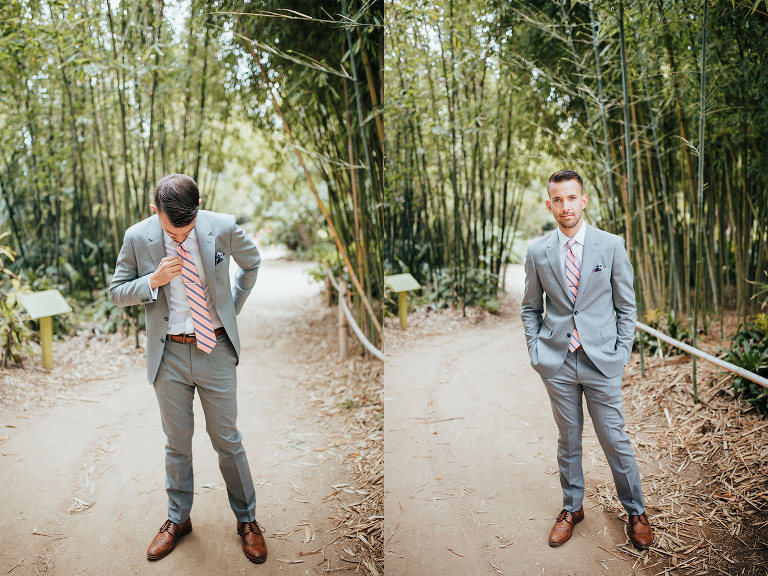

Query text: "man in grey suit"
[521, 169, 653, 550]
[110, 174, 267, 563]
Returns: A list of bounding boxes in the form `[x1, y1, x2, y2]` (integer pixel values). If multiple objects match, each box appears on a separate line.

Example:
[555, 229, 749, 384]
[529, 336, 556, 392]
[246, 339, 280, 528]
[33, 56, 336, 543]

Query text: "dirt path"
[0, 256, 354, 575]
[384, 265, 655, 576]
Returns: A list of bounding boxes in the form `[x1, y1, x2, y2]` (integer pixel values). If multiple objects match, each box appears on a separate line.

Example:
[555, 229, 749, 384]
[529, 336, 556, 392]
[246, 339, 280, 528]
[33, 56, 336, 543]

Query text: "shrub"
[0, 234, 34, 366]
[723, 313, 768, 415]
[424, 267, 501, 313]
[635, 309, 698, 356]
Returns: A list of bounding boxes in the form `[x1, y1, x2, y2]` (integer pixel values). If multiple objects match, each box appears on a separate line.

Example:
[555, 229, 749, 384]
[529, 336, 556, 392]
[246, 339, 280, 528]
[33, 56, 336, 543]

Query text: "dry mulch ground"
[387, 302, 768, 576]
[0, 331, 143, 411]
[384, 302, 502, 355]
[5, 301, 764, 575]
[0, 313, 385, 575]
[599, 325, 768, 576]
[300, 306, 384, 575]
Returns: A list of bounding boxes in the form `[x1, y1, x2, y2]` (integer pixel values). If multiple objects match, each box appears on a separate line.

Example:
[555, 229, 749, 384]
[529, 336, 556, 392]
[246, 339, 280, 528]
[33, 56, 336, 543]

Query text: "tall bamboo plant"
[226, 1, 384, 345]
[0, 0, 234, 294]
[692, 0, 709, 402]
[384, 0, 528, 312]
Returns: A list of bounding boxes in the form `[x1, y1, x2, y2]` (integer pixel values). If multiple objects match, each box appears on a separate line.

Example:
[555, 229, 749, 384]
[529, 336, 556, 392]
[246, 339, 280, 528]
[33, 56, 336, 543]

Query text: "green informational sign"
[384, 273, 421, 293]
[18, 290, 71, 370]
[384, 274, 421, 330]
[18, 290, 72, 319]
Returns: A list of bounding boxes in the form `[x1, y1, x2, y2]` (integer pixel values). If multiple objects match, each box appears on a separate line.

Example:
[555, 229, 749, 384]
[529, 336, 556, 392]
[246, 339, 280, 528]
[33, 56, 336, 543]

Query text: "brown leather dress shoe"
[146, 518, 192, 560]
[628, 512, 653, 550]
[548, 507, 584, 547]
[237, 520, 268, 563]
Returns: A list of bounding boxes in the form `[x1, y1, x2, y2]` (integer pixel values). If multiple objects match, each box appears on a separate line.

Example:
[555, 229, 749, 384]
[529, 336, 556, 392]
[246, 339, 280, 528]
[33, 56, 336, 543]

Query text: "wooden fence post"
[326, 276, 333, 307]
[338, 283, 348, 359]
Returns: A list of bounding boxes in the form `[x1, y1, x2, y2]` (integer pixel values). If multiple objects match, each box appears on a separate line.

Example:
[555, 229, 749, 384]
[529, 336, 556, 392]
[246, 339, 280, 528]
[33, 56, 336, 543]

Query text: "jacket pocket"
[600, 327, 617, 340]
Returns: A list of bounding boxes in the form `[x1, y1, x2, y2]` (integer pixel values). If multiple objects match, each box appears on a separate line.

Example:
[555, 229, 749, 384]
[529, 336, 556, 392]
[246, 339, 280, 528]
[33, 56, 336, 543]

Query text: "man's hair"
[154, 174, 199, 227]
[547, 169, 584, 194]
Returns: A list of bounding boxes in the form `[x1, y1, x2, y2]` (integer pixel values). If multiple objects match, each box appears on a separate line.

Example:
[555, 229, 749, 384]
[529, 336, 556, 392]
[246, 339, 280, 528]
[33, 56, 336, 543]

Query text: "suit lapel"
[575, 224, 598, 305]
[146, 217, 171, 304]
[545, 230, 570, 300]
[195, 212, 217, 305]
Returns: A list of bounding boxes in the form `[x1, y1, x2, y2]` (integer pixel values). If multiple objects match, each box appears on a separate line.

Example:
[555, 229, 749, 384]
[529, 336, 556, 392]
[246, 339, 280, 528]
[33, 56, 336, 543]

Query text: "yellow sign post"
[18, 290, 72, 369]
[384, 273, 421, 329]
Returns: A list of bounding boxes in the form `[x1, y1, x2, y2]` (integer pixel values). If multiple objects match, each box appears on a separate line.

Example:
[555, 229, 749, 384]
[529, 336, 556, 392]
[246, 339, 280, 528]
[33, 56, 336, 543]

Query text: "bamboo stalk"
[692, 0, 709, 404]
[618, 0, 645, 377]
[589, 1, 617, 221]
[238, 28, 382, 339]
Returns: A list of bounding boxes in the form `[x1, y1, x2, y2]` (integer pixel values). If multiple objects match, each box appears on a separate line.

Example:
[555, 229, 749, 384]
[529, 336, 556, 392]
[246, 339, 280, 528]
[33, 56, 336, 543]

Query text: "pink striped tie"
[177, 242, 216, 354]
[565, 238, 581, 352]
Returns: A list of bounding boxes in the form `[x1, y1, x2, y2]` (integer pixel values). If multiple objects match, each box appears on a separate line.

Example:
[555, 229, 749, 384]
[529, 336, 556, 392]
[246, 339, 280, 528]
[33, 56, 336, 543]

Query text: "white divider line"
[327, 268, 385, 362]
[636, 321, 768, 389]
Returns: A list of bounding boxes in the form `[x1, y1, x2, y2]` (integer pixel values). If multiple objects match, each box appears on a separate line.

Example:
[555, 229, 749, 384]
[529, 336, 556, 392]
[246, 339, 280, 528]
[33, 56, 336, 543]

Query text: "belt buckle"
[169, 333, 195, 344]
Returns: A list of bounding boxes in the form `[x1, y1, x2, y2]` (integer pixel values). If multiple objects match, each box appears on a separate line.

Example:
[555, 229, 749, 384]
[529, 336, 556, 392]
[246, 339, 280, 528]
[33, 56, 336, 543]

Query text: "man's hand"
[150, 255, 183, 289]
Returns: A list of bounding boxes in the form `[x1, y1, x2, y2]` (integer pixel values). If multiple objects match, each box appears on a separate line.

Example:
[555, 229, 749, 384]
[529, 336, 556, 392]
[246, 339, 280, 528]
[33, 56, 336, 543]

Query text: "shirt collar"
[557, 219, 586, 248]
[163, 227, 197, 247]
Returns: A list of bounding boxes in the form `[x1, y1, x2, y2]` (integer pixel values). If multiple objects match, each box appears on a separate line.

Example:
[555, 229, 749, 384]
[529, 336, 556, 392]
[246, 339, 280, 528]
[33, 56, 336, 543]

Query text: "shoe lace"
[240, 520, 264, 536]
[556, 509, 574, 524]
[159, 519, 174, 534]
[630, 513, 650, 526]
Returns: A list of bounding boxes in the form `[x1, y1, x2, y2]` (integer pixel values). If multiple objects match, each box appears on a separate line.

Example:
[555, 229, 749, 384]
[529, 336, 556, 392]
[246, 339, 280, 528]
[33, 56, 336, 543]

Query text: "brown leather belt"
[167, 327, 226, 344]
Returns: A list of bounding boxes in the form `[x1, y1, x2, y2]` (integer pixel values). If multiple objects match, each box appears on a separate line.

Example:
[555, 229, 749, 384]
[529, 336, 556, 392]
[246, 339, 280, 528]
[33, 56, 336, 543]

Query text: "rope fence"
[635, 321, 768, 390]
[326, 268, 385, 362]
[318, 274, 765, 382]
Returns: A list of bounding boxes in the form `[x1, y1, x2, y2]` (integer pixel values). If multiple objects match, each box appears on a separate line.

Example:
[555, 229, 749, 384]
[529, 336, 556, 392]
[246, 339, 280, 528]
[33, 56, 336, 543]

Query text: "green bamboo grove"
[231, 0, 384, 342]
[0, 0, 383, 345]
[384, 0, 768, 322]
[1, 0, 237, 290]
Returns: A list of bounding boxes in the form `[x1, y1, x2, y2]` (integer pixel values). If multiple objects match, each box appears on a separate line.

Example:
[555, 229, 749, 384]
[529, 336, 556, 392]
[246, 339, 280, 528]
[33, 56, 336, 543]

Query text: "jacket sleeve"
[230, 221, 261, 315]
[521, 246, 544, 350]
[109, 232, 155, 307]
[610, 239, 637, 363]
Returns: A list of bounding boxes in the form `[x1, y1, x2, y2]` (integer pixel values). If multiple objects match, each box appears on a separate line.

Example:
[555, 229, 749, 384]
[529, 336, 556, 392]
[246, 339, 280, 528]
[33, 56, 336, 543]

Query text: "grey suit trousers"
[542, 348, 644, 516]
[153, 332, 256, 524]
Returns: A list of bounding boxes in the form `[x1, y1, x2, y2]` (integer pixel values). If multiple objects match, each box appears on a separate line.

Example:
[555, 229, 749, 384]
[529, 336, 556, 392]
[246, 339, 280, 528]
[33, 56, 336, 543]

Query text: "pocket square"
[594, 264, 604, 272]
[215, 251, 225, 265]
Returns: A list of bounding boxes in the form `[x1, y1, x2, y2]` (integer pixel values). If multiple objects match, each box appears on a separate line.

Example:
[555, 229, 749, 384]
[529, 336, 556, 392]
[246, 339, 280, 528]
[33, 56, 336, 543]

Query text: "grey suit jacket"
[109, 210, 261, 384]
[521, 224, 636, 379]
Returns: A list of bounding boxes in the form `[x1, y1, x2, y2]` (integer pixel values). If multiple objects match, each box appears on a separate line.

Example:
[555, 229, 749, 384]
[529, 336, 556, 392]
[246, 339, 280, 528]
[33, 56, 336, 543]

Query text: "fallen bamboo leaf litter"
[388, 304, 768, 575]
[588, 332, 768, 576]
[0, 332, 142, 411]
[298, 306, 383, 575]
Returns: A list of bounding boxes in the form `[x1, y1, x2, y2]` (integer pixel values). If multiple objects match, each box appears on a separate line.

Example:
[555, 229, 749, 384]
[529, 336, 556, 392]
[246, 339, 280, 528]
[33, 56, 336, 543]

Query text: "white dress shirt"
[556, 219, 586, 276]
[148, 228, 223, 335]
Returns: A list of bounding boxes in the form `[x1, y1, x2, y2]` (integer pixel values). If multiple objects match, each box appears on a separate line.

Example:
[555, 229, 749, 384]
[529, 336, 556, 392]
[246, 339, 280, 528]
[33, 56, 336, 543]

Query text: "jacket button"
[574, 311, 579, 315]
[164, 316, 168, 321]
[567, 333, 571, 338]
[160, 338, 165, 343]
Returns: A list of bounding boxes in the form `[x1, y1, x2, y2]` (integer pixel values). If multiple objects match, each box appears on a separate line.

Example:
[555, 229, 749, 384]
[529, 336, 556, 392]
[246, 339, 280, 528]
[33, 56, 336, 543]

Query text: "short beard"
[558, 215, 582, 229]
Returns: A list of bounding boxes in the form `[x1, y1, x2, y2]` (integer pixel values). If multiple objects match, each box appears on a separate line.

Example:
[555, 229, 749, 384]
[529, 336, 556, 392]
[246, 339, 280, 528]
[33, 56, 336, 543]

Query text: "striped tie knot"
[177, 242, 217, 354]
